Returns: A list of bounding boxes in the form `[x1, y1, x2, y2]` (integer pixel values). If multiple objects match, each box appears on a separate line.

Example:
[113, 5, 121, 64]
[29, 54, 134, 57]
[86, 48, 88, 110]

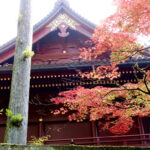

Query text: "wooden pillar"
[91, 121, 97, 145]
[91, 121, 96, 137]
[138, 117, 146, 145]
[38, 117, 43, 137]
[138, 118, 145, 134]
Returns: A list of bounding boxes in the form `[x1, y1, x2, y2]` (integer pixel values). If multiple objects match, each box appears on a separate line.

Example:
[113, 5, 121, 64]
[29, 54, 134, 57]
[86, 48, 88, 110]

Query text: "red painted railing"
[44, 134, 150, 146]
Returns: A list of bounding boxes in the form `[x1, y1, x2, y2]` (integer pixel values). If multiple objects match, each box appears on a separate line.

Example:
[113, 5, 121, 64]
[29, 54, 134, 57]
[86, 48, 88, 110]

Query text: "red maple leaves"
[51, 83, 150, 134]
[51, 0, 150, 134]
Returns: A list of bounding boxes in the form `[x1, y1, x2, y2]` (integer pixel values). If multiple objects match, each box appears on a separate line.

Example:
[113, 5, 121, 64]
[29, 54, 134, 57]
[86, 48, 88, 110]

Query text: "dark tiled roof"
[1, 57, 150, 74]
[0, 59, 107, 73]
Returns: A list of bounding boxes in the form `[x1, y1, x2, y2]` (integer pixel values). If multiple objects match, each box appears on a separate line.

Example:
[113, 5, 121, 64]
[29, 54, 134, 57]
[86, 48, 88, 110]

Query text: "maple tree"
[51, 0, 150, 134]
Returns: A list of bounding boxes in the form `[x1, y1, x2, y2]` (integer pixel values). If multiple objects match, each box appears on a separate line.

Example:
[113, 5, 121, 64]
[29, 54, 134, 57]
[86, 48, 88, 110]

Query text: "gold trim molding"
[47, 13, 80, 31]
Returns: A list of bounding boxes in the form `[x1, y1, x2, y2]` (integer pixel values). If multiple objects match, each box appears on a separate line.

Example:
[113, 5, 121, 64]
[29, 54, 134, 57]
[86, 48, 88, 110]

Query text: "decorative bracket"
[58, 23, 69, 37]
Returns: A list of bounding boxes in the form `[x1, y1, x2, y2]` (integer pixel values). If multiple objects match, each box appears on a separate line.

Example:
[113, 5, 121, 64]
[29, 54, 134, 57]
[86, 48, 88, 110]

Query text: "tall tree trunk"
[4, 0, 33, 145]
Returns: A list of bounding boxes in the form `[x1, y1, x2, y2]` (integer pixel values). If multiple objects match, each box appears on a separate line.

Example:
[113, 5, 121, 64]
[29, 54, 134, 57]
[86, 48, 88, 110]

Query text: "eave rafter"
[0, 70, 138, 91]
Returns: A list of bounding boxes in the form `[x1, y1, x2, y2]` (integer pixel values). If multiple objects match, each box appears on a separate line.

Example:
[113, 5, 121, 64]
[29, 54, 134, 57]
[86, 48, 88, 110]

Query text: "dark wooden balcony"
[44, 134, 150, 147]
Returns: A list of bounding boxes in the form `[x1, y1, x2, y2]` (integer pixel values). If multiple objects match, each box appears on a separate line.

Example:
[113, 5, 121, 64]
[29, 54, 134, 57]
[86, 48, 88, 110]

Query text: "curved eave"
[0, 3, 96, 57]
[0, 38, 16, 55]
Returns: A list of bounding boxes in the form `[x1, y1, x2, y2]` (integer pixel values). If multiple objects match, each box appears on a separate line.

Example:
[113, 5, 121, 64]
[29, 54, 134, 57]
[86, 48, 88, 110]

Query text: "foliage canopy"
[51, 0, 150, 134]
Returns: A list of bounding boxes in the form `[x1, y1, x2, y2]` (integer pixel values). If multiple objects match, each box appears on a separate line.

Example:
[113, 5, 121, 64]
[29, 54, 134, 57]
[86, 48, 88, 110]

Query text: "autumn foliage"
[51, 0, 150, 134]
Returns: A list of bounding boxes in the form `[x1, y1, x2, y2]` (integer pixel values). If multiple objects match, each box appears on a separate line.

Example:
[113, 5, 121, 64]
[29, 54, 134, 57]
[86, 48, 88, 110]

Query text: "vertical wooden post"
[91, 121, 96, 137]
[38, 117, 43, 137]
[91, 121, 97, 145]
[138, 118, 145, 134]
[138, 117, 146, 145]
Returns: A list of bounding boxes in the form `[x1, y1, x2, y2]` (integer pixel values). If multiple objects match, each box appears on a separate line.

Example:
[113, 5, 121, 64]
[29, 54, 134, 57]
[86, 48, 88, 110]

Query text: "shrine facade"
[0, 0, 150, 146]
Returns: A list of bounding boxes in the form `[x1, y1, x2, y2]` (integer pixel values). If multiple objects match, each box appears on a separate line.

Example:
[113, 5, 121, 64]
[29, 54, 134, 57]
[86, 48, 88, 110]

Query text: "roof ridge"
[54, 0, 70, 8]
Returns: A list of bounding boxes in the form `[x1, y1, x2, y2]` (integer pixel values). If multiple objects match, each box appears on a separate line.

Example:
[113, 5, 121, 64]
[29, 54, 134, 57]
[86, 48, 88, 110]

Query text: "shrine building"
[0, 0, 150, 146]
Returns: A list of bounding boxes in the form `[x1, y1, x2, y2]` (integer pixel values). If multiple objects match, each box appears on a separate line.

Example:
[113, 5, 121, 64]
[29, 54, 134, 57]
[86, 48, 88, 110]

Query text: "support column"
[91, 121, 97, 137]
[138, 117, 146, 145]
[91, 121, 97, 145]
[38, 117, 43, 137]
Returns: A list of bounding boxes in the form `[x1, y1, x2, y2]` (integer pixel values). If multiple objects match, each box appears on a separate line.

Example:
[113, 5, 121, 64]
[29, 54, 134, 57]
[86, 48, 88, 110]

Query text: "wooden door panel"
[44, 121, 92, 139]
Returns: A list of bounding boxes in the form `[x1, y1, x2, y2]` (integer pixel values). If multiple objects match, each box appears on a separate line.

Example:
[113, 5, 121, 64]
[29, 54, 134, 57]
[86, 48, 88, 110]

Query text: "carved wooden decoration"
[58, 23, 69, 37]
[47, 13, 80, 37]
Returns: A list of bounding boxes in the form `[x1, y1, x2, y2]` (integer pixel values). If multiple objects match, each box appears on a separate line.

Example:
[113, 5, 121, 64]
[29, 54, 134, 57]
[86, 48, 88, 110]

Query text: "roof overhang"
[0, 2, 96, 64]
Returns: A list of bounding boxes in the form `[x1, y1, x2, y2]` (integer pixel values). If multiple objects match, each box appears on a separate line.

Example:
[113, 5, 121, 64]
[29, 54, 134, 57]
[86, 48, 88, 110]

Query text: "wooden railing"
[44, 134, 150, 146]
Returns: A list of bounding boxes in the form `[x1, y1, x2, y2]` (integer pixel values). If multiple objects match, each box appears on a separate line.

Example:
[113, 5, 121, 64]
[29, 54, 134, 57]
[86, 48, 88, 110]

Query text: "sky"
[0, 0, 116, 46]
